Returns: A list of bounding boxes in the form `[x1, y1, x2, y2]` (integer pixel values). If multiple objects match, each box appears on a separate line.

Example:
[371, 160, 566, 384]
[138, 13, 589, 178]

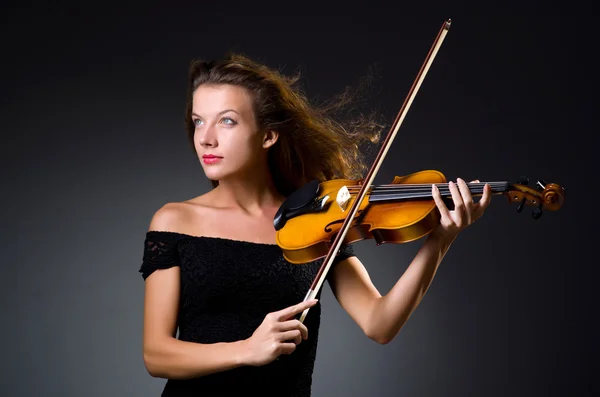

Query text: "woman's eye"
[193, 119, 203, 127]
[222, 117, 236, 125]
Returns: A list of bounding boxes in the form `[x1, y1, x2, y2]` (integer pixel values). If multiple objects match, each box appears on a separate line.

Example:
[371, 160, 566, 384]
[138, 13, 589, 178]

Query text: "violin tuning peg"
[517, 197, 526, 213]
[532, 203, 543, 220]
[517, 176, 529, 185]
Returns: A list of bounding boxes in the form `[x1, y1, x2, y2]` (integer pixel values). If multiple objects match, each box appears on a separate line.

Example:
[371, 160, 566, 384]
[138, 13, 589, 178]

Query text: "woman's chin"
[203, 171, 223, 181]
[200, 165, 225, 178]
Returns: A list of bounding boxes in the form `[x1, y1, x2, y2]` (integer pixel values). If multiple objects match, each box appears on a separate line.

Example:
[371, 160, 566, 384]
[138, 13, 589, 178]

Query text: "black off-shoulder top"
[139, 231, 355, 397]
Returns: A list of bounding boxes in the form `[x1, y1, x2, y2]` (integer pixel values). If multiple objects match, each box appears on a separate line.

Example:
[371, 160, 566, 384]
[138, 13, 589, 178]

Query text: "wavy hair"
[184, 53, 385, 197]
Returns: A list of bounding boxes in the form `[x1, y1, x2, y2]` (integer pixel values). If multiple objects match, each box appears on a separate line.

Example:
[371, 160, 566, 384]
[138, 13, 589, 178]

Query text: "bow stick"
[297, 19, 452, 323]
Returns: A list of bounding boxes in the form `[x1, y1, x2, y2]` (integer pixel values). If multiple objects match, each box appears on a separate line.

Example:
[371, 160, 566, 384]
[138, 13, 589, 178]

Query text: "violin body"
[274, 170, 565, 264]
[276, 170, 447, 264]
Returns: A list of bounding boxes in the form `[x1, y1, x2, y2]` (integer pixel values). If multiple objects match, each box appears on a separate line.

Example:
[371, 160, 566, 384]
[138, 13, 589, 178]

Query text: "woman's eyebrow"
[192, 109, 240, 118]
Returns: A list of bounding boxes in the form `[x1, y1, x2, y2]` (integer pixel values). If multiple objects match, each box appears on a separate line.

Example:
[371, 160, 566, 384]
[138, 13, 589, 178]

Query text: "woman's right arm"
[142, 266, 250, 379]
[142, 259, 318, 379]
[142, 204, 251, 379]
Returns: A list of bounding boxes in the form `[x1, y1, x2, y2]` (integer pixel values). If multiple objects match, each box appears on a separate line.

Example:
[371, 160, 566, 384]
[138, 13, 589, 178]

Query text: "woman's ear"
[262, 130, 279, 149]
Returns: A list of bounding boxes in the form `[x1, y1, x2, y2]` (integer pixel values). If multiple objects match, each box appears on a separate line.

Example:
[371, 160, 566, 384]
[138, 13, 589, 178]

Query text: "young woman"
[139, 54, 492, 396]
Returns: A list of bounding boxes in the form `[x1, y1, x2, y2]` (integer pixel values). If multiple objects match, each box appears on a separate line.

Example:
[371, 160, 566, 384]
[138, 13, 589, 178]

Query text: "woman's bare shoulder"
[148, 192, 217, 233]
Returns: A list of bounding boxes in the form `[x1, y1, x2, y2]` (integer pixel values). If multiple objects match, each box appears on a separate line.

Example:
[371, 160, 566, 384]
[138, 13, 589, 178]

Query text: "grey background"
[3, 4, 595, 397]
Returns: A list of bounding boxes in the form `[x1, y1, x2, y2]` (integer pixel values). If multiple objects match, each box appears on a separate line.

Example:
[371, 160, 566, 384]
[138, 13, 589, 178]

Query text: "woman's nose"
[198, 126, 217, 147]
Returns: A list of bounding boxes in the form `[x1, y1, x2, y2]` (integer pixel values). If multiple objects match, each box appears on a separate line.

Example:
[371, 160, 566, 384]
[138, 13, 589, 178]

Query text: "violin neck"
[367, 182, 509, 202]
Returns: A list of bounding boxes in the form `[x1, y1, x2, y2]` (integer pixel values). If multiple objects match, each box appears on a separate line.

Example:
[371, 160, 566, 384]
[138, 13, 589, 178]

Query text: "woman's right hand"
[243, 299, 319, 366]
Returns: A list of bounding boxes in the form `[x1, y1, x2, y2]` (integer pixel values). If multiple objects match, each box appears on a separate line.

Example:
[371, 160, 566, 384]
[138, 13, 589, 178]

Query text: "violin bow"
[298, 19, 452, 323]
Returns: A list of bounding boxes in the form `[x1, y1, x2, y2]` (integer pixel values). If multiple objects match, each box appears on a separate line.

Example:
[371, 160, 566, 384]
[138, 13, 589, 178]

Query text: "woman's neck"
[213, 166, 285, 216]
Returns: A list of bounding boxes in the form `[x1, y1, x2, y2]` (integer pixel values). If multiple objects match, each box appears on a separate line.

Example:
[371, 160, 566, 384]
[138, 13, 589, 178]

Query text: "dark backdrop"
[2, 4, 595, 397]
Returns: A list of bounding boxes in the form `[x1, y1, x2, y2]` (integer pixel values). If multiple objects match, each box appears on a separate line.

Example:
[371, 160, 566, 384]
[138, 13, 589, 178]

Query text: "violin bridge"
[336, 185, 351, 212]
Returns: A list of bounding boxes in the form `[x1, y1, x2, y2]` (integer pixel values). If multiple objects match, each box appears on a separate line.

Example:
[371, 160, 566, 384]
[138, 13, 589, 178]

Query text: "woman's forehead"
[192, 84, 253, 115]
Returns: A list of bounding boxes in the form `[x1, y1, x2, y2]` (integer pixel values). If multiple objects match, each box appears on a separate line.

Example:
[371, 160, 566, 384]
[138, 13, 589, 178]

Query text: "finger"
[475, 183, 493, 217]
[279, 320, 309, 339]
[431, 183, 450, 219]
[277, 299, 318, 321]
[280, 330, 303, 345]
[448, 180, 465, 215]
[457, 178, 473, 203]
[279, 342, 297, 355]
[457, 178, 474, 222]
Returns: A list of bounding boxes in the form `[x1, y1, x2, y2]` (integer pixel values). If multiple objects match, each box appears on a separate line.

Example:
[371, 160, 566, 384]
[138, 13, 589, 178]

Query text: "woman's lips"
[202, 154, 223, 164]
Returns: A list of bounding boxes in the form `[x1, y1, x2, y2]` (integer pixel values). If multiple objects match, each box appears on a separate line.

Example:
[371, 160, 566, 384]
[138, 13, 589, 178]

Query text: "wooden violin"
[273, 19, 566, 323]
[274, 171, 565, 265]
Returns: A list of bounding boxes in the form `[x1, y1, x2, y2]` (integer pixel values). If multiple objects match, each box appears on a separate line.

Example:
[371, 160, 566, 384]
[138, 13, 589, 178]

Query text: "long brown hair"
[184, 53, 385, 197]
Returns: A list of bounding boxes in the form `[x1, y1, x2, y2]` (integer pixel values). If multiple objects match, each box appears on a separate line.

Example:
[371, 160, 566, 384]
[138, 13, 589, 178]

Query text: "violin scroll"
[506, 178, 566, 219]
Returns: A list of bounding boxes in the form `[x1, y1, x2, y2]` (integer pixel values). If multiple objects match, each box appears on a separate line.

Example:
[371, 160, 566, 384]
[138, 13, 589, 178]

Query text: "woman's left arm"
[328, 178, 492, 344]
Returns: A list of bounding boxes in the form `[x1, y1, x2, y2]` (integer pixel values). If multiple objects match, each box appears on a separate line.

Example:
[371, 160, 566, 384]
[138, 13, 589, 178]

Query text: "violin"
[274, 171, 565, 265]
[273, 19, 566, 323]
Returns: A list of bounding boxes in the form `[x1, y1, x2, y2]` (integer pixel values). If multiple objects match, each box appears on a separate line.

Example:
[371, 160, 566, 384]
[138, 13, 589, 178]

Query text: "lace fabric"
[138, 231, 355, 397]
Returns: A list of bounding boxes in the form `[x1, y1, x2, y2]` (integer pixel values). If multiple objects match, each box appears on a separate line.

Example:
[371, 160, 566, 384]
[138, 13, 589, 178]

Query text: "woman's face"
[191, 84, 274, 182]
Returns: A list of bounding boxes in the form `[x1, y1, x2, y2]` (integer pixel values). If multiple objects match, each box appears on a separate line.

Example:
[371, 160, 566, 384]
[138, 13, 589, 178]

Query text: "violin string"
[345, 182, 508, 189]
[355, 188, 492, 194]
[359, 189, 501, 201]
[346, 181, 507, 185]
[368, 193, 481, 200]
[345, 182, 509, 196]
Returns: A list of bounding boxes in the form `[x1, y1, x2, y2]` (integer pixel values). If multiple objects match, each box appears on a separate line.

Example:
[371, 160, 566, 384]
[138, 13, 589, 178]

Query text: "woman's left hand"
[431, 177, 492, 240]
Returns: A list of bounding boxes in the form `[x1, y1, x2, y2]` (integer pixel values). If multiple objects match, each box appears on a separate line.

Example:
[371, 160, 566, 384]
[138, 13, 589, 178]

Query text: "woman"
[139, 54, 492, 396]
